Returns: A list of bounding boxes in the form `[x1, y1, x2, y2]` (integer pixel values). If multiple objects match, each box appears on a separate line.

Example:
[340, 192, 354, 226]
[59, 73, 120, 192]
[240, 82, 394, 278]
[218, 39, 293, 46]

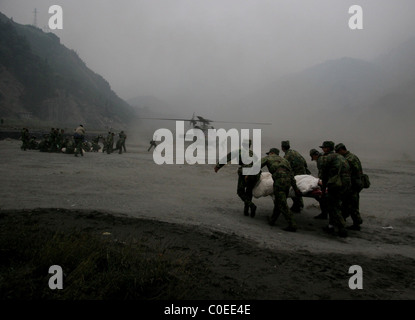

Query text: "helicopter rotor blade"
[138, 117, 272, 125]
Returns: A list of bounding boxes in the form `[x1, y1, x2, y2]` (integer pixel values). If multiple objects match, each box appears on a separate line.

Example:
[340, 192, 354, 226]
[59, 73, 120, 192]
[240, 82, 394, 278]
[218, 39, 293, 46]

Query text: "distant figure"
[20, 128, 30, 151]
[105, 131, 114, 154]
[115, 131, 127, 154]
[335, 143, 364, 231]
[74, 124, 86, 157]
[91, 135, 102, 152]
[148, 139, 157, 152]
[119, 131, 127, 152]
[281, 140, 310, 213]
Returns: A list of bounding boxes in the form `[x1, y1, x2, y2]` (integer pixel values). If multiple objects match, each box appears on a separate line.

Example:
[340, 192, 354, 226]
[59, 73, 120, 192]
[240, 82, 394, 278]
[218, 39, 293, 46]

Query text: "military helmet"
[281, 140, 290, 149]
[266, 148, 280, 155]
[309, 148, 320, 157]
[335, 143, 346, 151]
[319, 141, 335, 149]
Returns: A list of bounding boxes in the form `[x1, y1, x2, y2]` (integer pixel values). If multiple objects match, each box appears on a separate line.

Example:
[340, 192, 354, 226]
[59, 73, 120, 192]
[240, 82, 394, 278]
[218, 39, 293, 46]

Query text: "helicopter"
[140, 112, 272, 134]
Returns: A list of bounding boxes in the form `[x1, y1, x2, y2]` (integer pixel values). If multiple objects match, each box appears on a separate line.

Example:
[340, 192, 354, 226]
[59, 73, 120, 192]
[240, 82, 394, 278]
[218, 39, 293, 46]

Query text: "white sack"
[253, 172, 274, 198]
[294, 175, 320, 193]
[254, 173, 320, 199]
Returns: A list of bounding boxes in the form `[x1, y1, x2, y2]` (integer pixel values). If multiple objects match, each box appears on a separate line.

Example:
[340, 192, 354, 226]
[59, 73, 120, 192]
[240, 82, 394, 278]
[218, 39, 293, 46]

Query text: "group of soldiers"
[215, 139, 367, 238]
[20, 126, 367, 238]
[20, 126, 127, 156]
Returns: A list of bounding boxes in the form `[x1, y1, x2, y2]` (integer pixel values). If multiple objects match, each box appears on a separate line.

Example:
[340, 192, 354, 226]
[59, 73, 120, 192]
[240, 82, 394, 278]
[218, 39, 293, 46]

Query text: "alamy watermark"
[43, 5, 363, 31]
[152, 121, 261, 175]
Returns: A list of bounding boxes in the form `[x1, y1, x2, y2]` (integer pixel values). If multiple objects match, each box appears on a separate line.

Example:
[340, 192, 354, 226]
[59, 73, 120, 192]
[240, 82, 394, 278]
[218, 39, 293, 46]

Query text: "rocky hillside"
[0, 12, 136, 129]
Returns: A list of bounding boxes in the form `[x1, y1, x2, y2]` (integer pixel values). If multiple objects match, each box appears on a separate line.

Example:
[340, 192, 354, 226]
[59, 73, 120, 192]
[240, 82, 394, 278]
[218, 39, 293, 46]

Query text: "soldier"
[105, 131, 114, 154]
[116, 131, 126, 154]
[56, 129, 65, 152]
[91, 135, 102, 152]
[38, 134, 50, 152]
[281, 140, 310, 213]
[259, 147, 300, 232]
[73, 124, 86, 157]
[20, 128, 30, 151]
[214, 140, 260, 218]
[148, 139, 158, 152]
[28, 135, 39, 150]
[319, 141, 351, 237]
[335, 143, 364, 230]
[310, 149, 328, 220]
[119, 131, 127, 153]
[64, 136, 75, 154]
[48, 128, 59, 152]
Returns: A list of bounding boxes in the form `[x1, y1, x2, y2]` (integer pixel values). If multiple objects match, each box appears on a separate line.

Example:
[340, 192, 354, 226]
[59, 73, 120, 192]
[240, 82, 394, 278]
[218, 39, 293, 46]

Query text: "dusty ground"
[0, 137, 414, 300]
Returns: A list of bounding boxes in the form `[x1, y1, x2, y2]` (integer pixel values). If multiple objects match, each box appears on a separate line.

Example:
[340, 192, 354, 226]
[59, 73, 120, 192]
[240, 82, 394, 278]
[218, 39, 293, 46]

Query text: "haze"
[1, 0, 415, 158]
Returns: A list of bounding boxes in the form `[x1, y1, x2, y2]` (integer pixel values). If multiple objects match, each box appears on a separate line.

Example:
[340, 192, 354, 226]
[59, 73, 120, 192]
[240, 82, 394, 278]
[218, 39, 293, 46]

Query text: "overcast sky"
[2, 0, 415, 112]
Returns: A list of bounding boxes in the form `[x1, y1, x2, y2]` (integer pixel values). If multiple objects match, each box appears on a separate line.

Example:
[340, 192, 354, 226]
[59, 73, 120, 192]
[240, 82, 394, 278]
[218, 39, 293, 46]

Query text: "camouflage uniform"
[105, 132, 114, 154]
[116, 132, 126, 154]
[335, 143, 363, 229]
[48, 128, 59, 152]
[64, 137, 75, 154]
[215, 143, 260, 217]
[319, 141, 351, 237]
[260, 148, 299, 231]
[282, 141, 311, 212]
[20, 128, 30, 151]
[38, 134, 50, 152]
[119, 131, 127, 152]
[91, 135, 102, 152]
[310, 148, 328, 220]
[74, 125, 86, 157]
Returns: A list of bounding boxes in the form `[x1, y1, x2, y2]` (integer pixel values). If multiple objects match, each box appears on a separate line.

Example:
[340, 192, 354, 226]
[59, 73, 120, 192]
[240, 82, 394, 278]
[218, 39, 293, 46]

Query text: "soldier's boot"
[348, 216, 362, 230]
[250, 203, 257, 218]
[283, 225, 297, 232]
[244, 204, 249, 216]
[268, 207, 280, 226]
[346, 224, 361, 231]
[290, 197, 302, 213]
[338, 227, 348, 238]
[322, 225, 335, 235]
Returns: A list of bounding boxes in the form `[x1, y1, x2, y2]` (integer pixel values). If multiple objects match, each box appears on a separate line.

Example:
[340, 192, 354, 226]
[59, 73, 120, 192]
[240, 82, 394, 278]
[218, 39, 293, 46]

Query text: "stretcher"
[253, 173, 323, 199]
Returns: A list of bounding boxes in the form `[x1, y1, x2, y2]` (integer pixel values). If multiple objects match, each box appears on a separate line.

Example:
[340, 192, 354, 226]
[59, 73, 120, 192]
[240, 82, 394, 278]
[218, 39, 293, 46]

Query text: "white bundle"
[294, 175, 320, 193]
[253, 172, 274, 198]
[254, 173, 320, 199]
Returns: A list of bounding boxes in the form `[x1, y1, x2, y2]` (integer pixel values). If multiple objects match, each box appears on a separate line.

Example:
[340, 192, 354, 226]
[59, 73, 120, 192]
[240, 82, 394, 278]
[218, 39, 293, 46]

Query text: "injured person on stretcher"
[253, 172, 323, 201]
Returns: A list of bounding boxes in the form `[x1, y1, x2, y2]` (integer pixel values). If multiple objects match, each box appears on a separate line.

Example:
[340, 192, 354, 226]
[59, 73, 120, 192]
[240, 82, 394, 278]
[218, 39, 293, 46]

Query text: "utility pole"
[33, 8, 38, 27]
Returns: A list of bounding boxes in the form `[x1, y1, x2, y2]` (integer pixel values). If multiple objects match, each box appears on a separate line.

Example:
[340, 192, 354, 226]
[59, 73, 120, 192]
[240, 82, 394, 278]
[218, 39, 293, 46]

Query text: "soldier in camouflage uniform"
[319, 141, 351, 237]
[260, 148, 300, 232]
[73, 125, 86, 157]
[38, 134, 50, 152]
[105, 132, 114, 154]
[214, 140, 260, 218]
[281, 140, 311, 213]
[91, 135, 102, 152]
[335, 143, 364, 230]
[310, 149, 328, 220]
[20, 128, 30, 151]
[119, 131, 127, 153]
[115, 131, 126, 154]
